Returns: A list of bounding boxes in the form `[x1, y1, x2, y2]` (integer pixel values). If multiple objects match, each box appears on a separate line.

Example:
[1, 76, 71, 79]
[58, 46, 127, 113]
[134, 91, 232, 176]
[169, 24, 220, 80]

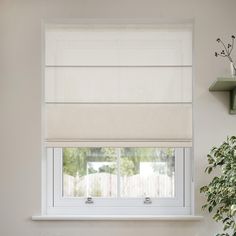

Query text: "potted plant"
[200, 136, 236, 236]
[215, 35, 236, 76]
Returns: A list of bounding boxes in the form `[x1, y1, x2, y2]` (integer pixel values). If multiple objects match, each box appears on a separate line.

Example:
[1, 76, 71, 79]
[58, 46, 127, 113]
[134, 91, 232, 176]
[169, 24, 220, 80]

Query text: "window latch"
[143, 197, 152, 204]
[85, 197, 94, 204]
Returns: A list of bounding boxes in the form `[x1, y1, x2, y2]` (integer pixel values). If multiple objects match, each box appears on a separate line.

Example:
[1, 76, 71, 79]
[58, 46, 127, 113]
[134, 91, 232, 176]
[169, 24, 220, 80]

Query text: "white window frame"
[45, 147, 192, 215]
[40, 21, 195, 217]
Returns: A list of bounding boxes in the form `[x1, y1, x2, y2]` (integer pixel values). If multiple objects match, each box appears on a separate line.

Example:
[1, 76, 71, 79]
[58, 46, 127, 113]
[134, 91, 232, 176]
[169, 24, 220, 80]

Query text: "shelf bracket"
[230, 87, 236, 114]
[209, 77, 236, 115]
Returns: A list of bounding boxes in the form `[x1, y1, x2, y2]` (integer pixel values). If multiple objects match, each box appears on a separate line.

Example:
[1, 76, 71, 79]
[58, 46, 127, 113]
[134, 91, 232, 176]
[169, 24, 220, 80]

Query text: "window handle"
[85, 197, 94, 204]
[143, 197, 152, 204]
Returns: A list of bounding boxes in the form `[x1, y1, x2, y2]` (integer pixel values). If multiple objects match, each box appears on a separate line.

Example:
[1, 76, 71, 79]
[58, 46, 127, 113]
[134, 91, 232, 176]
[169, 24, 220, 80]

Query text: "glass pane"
[63, 148, 117, 197]
[120, 148, 175, 198]
[62, 147, 176, 198]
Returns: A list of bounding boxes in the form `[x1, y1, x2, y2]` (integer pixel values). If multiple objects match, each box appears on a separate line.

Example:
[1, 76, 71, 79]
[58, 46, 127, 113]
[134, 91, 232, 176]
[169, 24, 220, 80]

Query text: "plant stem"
[229, 37, 235, 54]
[220, 39, 230, 56]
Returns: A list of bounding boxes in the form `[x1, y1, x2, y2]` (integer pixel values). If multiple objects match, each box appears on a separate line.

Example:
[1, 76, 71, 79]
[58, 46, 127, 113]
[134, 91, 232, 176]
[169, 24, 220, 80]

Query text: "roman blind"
[44, 25, 192, 147]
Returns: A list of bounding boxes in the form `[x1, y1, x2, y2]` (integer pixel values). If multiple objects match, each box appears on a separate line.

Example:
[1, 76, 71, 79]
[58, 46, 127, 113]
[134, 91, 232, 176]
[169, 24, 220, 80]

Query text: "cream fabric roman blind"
[44, 25, 192, 147]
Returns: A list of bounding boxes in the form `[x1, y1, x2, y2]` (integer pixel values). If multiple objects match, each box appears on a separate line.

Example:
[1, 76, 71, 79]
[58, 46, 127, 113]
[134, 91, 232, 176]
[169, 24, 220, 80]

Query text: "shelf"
[209, 77, 236, 114]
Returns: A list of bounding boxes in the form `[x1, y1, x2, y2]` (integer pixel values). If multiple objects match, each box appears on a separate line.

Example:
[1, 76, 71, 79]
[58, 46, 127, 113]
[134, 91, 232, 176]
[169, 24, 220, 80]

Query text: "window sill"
[32, 215, 203, 221]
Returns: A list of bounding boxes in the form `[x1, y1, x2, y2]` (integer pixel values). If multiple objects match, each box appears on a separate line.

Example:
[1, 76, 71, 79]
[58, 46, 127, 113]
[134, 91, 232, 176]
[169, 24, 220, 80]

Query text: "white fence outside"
[63, 173, 174, 198]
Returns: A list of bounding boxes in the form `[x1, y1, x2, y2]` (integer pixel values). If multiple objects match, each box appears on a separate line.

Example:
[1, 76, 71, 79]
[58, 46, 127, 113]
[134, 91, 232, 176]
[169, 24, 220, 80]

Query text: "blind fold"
[45, 67, 192, 103]
[46, 27, 192, 66]
[45, 103, 192, 143]
[45, 25, 192, 147]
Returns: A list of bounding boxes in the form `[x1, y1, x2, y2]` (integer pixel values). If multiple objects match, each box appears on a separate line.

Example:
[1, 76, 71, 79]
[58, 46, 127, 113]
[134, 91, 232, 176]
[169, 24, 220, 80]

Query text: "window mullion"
[116, 148, 121, 198]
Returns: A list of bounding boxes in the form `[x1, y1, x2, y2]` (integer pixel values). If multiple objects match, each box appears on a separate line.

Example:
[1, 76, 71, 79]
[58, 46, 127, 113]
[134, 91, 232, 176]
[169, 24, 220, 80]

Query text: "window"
[43, 24, 193, 216]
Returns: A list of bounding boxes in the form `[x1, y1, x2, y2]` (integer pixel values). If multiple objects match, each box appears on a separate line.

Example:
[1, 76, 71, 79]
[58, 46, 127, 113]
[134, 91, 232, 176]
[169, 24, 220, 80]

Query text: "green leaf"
[230, 204, 236, 216]
[202, 204, 208, 210]
[209, 206, 213, 213]
[222, 217, 230, 223]
[223, 223, 230, 231]
[208, 167, 213, 174]
[200, 186, 208, 193]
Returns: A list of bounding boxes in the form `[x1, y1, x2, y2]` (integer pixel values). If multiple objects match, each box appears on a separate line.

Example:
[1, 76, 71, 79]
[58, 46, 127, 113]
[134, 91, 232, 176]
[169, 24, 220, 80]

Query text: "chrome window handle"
[85, 197, 94, 204]
[143, 197, 152, 204]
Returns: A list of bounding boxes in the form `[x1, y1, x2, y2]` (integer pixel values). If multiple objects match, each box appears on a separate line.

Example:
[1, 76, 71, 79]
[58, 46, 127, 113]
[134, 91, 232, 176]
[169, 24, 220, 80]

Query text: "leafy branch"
[200, 136, 236, 236]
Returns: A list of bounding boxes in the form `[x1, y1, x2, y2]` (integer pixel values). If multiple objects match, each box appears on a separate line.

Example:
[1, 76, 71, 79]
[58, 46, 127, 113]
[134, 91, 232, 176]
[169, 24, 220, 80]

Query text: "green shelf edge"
[209, 77, 236, 114]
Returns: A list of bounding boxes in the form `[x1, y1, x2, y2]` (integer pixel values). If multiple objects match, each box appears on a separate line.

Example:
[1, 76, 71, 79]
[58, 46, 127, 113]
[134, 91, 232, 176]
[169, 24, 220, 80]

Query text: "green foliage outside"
[63, 147, 175, 178]
[200, 136, 236, 236]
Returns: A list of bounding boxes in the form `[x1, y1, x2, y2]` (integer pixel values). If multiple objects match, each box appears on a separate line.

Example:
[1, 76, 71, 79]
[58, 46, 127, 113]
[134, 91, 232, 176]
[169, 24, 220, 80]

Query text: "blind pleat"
[44, 25, 192, 147]
[45, 67, 192, 103]
[45, 104, 192, 142]
[46, 27, 192, 66]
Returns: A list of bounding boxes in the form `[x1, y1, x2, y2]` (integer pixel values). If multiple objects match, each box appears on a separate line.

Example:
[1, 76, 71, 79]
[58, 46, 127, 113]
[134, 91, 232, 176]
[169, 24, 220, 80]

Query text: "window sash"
[45, 147, 192, 215]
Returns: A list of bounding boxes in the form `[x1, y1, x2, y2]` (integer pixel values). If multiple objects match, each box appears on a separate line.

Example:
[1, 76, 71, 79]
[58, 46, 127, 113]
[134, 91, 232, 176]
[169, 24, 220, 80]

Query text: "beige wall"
[1, 0, 236, 235]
